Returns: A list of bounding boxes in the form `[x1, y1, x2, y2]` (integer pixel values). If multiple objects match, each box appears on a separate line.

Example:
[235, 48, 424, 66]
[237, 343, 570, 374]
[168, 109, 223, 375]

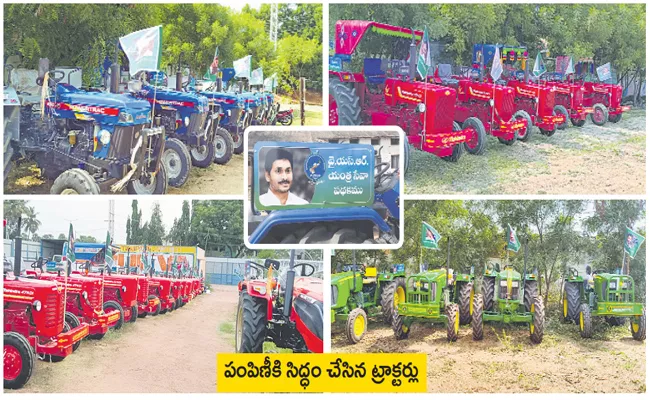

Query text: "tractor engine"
[154, 109, 177, 136]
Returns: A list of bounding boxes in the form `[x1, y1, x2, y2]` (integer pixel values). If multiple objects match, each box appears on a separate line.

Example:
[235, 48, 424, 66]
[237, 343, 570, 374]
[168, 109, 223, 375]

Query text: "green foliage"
[146, 202, 166, 245]
[3, 200, 40, 240]
[78, 235, 97, 243]
[189, 200, 244, 257]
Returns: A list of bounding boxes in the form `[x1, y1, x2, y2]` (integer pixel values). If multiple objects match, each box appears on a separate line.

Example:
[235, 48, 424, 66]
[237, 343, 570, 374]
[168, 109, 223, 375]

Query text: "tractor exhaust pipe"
[110, 64, 120, 93]
[216, 77, 223, 92]
[523, 236, 528, 276]
[283, 250, 296, 318]
[409, 31, 417, 81]
[176, 51, 185, 91]
[447, 237, 451, 269]
[14, 217, 22, 277]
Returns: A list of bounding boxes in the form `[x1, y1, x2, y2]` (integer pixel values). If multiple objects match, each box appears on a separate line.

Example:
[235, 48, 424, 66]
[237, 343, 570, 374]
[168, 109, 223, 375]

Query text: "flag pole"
[419, 243, 423, 272]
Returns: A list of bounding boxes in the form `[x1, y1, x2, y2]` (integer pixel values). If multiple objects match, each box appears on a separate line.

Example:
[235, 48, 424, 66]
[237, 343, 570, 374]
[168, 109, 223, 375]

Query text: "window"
[391, 138, 399, 145]
[371, 138, 380, 145]
[328, 139, 339, 144]
[350, 138, 360, 144]
[391, 155, 399, 169]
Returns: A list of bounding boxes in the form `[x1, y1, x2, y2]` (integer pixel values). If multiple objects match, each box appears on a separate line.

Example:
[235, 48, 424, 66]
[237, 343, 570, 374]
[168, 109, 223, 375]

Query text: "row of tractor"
[4, 58, 289, 194]
[3, 237, 207, 390]
[329, 21, 631, 165]
[332, 255, 645, 345]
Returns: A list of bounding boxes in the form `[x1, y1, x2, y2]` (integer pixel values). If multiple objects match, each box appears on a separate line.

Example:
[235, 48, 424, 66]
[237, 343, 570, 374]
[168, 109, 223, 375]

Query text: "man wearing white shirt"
[260, 148, 309, 206]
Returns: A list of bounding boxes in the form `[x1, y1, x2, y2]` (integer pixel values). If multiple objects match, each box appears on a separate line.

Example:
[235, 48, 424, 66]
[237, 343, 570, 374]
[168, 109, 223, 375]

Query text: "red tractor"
[329, 20, 486, 164]
[235, 252, 323, 353]
[574, 60, 630, 125]
[79, 268, 139, 325]
[147, 275, 176, 315]
[26, 258, 121, 340]
[541, 76, 594, 128]
[4, 240, 89, 389]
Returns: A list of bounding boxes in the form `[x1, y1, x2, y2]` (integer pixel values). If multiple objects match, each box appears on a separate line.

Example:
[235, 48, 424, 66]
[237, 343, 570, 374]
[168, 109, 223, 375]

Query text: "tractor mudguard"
[241, 281, 274, 320]
[329, 71, 365, 84]
[291, 299, 324, 353]
[248, 207, 392, 244]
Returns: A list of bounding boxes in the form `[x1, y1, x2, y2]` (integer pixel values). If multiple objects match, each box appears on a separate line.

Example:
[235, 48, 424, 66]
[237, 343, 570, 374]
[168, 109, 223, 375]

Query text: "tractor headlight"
[500, 280, 507, 287]
[122, 285, 127, 292]
[119, 112, 134, 123]
[82, 291, 88, 300]
[422, 282, 429, 291]
[33, 300, 42, 311]
[609, 281, 617, 289]
[489, 99, 494, 107]
[416, 103, 426, 113]
[137, 284, 140, 290]
[511, 281, 519, 288]
[99, 129, 111, 145]
[184, 117, 190, 126]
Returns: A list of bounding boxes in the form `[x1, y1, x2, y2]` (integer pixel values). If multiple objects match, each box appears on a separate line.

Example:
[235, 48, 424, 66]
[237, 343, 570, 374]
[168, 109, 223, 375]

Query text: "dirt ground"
[13, 284, 239, 393]
[332, 310, 646, 393]
[406, 109, 646, 195]
[5, 154, 244, 196]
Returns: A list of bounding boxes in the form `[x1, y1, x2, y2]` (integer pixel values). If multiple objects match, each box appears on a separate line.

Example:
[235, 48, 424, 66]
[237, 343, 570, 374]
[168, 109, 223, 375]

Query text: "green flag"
[533, 52, 546, 77]
[624, 227, 645, 258]
[119, 26, 163, 77]
[506, 224, 521, 252]
[67, 223, 76, 263]
[104, 232, 113, 268]
[416, 26, 431, 79]
[421, 221, 441, 250]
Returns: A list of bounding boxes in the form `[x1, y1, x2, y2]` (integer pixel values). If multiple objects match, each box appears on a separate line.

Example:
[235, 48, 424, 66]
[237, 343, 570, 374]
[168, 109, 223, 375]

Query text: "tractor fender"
[240, 280, 273, 320]
[329, 71, 365, 84]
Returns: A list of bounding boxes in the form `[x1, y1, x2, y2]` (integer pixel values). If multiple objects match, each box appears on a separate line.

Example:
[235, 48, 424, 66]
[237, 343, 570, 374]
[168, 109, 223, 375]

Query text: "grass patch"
[219, 321, 235, 335]
[263, 341, 294, 353]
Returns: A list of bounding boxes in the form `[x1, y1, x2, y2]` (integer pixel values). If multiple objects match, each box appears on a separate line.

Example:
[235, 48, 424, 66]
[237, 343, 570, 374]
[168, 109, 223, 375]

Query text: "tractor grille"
[108, 125, 141, 161]
[498, 282, 519, 300]
[407, 281, 436, 303]
[573, 88, 583, 108]
[539, 88, 554, 116]
[89, 285, 101, 309]
[139, 279, 150, 302]
[331, 285, 338, 305]
[188, 112, 207, 136]
[605, 278, 633, 302]
[433, 94, 455, 132]
[44, 293, 64, 329]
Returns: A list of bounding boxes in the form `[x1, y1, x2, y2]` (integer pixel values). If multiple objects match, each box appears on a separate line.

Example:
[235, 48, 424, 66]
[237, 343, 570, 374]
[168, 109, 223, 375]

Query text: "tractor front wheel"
[129, 305, 138, 323]
[554, 105, 570, 130]
[50, 168, 101, 195]
[482, 276, 495, 311]
[126, 164, 168, 195]
[64, 312, 82, 352]
[346, 308, 368, 344]
[163, 138, 192, 187]
[631, 307, 645, 341]
[381, 278, 405, 325]
[458, 282, 474, 325]
[523, 280, 538, 312]
[570, 117, 586, 127]
[104, 300, 125, 330]
[608, 113, 623, 123]
[513, 110, 533, 142]
[578, 303, 593, 338]
[392, 312, 410, 340]
[446, 303, 460, 342]
[3, 332, 34, 390]
[563, 282, 581, 324]
[590, 103, 608, 126]
[529, 296, 545, 344]
[190, 139, 216, 168]
[472, 294, 484, 340]
[214, 127, 235, 163]
[147, 295, 162, 316]
[442, 122, 463, 162]
[235, 292, 267, 352]
[462, 117, 487, 155]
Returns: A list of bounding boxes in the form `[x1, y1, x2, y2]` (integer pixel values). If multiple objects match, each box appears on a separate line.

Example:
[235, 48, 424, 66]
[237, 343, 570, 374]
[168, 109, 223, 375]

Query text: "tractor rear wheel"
[51, 168, 101, 195]
[104, 300, 124, 330]
[570, 117, 586, 127]
[578, 303, 593, 338]
[129, 305, 138, 322]
[513, 110, 533, 142]
[462, 117, 487, 155]
[482, 276, 495, 311]
[631, 307, 645, 341]
[590, 103, 608, 126]
[554, 105, 570, 130]
[529, 296, 545, 344]
[147, 295, 162, 316]
[346, 308, 368, 344]
[446, 303, 460, 342]
[64, 312, 82, 352]
[563, 282, 581, 324]
[4, 332, 34, 389]
[329, 80, 361, 125]
[458, 282, 474, 325]
[605, 316, 626, 326]
[523, 280, 538, 312]
[381, 278, 405, 325]
[608, 113, 623, 123]
[163, 138, 192, 187]
[214, 127, 235, 163]
[235, 292, 267, 352]
[472, 294, 484, 340]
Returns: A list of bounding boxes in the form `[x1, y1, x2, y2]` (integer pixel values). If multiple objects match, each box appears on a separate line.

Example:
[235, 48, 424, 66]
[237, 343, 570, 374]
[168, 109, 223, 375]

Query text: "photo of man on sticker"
[260, 148, 310, 206]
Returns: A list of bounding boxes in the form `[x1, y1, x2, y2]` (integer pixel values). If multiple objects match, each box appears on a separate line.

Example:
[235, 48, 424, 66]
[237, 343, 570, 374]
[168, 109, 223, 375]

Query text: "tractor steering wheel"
[375, 162, 391, 184]
[592, 268, 608, 276]
[294, 263, 315, 277]
[37, 70, 66, 87]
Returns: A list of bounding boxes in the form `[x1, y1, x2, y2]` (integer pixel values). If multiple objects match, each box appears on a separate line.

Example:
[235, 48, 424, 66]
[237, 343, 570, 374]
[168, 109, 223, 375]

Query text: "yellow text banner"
[217, 353, 426, 393]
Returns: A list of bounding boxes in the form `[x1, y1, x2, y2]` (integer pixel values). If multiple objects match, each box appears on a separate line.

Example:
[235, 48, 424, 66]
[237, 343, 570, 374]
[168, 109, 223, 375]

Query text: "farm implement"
[235, 251, 323, 353]
[562, 266, 645, 341]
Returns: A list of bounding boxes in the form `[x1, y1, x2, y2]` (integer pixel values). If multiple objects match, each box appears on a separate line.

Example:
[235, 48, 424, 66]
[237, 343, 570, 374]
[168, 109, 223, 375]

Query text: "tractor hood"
[293, 277, 323, 302]
[496, 267, 522, 281]
[4, 277, 62, 303]
[411, 268, 447, 281]
[199, 91, 244, 109]
[141, 85, 208, 112]
[54, 84, 151, 111]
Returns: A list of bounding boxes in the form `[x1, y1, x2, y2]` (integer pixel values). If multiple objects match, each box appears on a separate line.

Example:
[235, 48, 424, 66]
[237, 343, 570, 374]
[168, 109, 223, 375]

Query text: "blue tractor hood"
[141, 84, 208, 112]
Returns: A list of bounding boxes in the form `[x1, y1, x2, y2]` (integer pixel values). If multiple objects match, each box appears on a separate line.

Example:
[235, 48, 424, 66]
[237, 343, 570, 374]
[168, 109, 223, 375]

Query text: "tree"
[42, 234, 54, 239]
[188, 200, 244, 257]
[147, 202, 166, 245]
[128, 200, 142, 244]
[3, 200, 41, 240]
[58, 233, 66, 240]
[168, 200, 191, 245]
[78, 235, 97, 243]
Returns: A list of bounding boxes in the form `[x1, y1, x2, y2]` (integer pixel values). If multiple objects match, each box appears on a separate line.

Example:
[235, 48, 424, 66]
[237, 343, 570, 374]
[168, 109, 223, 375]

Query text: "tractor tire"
[570, 117, 586, 127]
[64, 312, 82, 352]
[403, 131, 411, 174]
[462, 117, 487, 155]
[190, 138, 216, 168]
[608, 113, 623, 123]
[129, 305, 138, 323]
[214, 127, 235, 163]
[539, 127, 556, 137]
[482, 276, 495, 312]
[523, 280, 538, 312]
[392, 311, 410, 340]
[458, 282, 473, 325]
[605, 316, 626, 326]
[631, 307, 645, 341]
[3, 332, 34, 389]
[147, 295, 161, 316]
[530, 296, 545, 344]
[160, 307, 168, 315]
[442, 122, 463, 162]
[446, 303, 460, 342]
[104, 300, 124, 330]
[381, 277, 406, 325]
[472, 294, 484, 341]
[329, 80, 361, 125]
[50, 168, 100, 195]
[513, 110, 533, 142]
[553, 105, 570, 130]
[346, 308, 368, 344]
[563, 282, 581, 324]
[126, 164, 168, 194]
[163, 138, 191, 187]
[578, 303, 593, 338]
[43, 322, 71, 362]
[590, 103, 608, 126]
[230, 130, 244, 155]
[138, 310, 148, 319]
[235, 292, 267, 352]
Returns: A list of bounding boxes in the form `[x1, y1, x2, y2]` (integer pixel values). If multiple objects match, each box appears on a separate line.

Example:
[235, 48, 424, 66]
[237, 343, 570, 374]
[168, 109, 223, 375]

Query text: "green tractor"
[391, 262, 475, 343]
[562, 266, 645, 341]
[472, 259, 545, 344]
[331, 260, 406, 344]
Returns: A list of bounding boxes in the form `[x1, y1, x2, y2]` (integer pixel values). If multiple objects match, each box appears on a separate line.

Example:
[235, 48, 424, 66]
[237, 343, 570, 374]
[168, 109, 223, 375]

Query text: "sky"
[23, 198, 191, 244]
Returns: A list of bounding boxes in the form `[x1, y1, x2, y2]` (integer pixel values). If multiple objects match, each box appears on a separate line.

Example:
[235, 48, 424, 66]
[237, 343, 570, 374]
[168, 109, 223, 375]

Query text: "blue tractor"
[12, 65, 167, 194]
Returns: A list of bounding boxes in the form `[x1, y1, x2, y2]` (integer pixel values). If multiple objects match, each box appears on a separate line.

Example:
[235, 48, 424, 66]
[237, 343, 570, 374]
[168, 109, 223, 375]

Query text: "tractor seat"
[437, 64, 459, 85]
[364, 58, 386, 84]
